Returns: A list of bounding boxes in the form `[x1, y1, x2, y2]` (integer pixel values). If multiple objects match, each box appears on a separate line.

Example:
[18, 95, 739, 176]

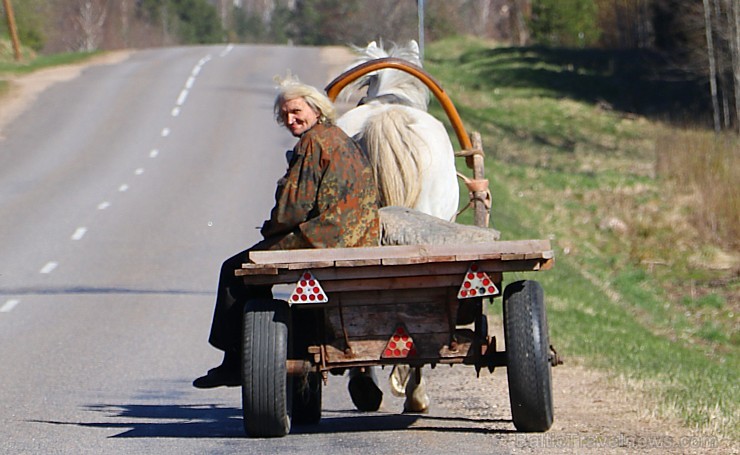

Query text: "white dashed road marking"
[0, 52, 218, 317]
[40, 262, 58, 274]
[220, 44, 234, 57]
[177, 89, 189, 106]
[71, 227, 87, 240]
[1, 299, 20, 313]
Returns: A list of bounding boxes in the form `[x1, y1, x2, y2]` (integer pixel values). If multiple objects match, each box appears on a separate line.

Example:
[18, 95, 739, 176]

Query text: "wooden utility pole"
[417, 0, 425, 63]
[2, 0, 22, 61]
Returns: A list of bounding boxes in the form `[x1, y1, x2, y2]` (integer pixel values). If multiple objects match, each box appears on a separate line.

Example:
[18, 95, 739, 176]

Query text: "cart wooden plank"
[245, 240, 551, 267]
[236, 257, 546, 286]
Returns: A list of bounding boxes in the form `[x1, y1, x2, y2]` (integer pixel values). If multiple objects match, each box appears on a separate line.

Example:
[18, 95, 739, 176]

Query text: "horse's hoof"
[389, 365, 411, 397]
[402, 397, 430, 414]
[348, 368, 383, 412]
[402, 392, 430, 414]
[402, 405, 430, 414]
[403, 373, 430, 414]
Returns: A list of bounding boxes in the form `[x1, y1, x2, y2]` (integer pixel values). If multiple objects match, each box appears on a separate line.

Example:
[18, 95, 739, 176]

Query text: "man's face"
[281, 97, 320, 137]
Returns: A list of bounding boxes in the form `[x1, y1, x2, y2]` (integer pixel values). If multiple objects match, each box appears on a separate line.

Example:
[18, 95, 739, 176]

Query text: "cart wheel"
[291, 371, 322, 425]
[242, 298, 292, 437]
[503, 280, 553, 432]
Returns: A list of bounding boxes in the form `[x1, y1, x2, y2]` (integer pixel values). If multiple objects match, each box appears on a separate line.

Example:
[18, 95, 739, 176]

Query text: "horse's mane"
[340, 41, 430, 112]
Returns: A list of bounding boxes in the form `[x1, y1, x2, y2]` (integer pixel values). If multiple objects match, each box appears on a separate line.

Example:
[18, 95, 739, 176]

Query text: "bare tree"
[731, 0, 740, 133]
[703, 0, 721, 132]
[713, 0, 731, 128]
[510, 0, 530, 45]
[120, 0, 130, 47]
[74, 0, 109, 51]
[473, 0, 492, 37]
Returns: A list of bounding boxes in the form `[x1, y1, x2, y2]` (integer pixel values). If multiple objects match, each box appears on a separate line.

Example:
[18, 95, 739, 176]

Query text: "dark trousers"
[207, 238, 277, 354]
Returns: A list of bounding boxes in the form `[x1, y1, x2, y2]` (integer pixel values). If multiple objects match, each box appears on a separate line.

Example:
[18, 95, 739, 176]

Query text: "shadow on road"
[293, 409, 515, 436]
[32, 403, 515, 438]
[0, 286, 211, 296]
[33, 404, 244, 438]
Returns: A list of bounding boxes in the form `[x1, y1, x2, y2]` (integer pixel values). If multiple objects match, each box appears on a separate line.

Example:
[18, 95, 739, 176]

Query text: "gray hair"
[274, 74, 337, 126]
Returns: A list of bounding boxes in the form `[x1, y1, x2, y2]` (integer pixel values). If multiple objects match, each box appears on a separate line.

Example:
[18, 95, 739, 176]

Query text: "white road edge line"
[1, 299, 20, 313]
[71, 227, 87, 240]
[40, 261, 58, 274]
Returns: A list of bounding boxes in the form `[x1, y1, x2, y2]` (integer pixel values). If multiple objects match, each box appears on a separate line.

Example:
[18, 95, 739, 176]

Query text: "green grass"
[427, 36, 738, 439]
[0, 51, 99, 75]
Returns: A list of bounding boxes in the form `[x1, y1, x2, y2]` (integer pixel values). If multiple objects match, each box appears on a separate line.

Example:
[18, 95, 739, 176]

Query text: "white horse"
[336, 41, 458, 413]
[336, 40, 459, 222]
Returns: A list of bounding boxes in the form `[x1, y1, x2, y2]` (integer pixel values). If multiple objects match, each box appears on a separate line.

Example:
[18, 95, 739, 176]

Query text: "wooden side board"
[236, 240, 553, 287]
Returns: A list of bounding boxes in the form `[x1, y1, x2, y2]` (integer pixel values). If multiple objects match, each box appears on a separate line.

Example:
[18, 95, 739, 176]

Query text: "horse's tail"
[360, 106, 426, 208]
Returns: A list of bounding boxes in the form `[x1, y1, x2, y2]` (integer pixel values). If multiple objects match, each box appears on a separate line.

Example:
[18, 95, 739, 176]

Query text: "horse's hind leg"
[389, 364, 411, 397]
[403, 366, 430, 413]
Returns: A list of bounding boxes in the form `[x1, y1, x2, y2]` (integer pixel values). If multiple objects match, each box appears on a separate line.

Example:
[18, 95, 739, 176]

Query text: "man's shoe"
[193, 365, 240, 389]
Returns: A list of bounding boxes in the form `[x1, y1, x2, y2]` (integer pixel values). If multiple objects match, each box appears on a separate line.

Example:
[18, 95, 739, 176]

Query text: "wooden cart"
[236, 241, 557, 437]
[236, 58, 558, 437]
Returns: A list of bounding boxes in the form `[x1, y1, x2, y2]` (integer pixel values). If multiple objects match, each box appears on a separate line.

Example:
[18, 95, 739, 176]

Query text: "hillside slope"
[426, 36, 738, 441]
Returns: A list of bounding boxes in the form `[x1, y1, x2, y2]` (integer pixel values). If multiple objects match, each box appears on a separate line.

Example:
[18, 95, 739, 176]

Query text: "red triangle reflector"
[458, 263, 499, 299]
[289, 271, 328, 304]
[381, 324, 417, 358]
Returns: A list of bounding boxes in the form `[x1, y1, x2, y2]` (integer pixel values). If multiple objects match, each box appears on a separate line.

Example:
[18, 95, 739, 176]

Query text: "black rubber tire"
[242, 298, 292, 437]
[291, 371, 322, 425]
[503, 280, 553, 432]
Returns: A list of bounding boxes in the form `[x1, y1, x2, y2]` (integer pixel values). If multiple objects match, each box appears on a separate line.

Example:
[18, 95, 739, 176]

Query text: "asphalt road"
[0, 45, 513, 454]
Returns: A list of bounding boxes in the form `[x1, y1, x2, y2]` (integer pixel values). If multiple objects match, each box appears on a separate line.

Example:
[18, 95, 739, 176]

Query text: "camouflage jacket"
[259, 123, 380, 250]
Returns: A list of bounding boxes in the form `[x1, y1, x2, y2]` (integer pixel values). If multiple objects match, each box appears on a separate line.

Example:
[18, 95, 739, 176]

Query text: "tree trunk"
[509, 0, 530, 46]
[120, 0, 130, 47]
[475, 0, 491, 37]
[703, 0, 722, 132]
[713, 0, 731, 129]
[730, 0, 740, 133]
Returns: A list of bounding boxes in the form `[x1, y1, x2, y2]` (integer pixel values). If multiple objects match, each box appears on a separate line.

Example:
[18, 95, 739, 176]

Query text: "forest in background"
[2, 0, 739, 131]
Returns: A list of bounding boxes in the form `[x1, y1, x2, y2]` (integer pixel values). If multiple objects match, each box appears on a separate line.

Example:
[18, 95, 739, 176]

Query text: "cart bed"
[237, 240, 552, 369]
